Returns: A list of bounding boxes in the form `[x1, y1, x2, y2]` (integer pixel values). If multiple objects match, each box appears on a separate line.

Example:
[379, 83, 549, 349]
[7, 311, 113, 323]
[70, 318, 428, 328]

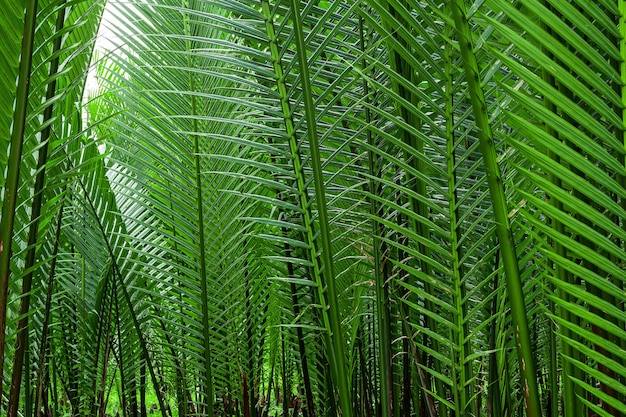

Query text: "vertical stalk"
[89, 261, 114, 416]
[265, 339, 276, 417]
[258, 1, 351, 414]
[181, 4, 214, 415]
[66, 283, 80, 415]
[242, 371, 250, 417]
[154, 292, 188, 416]
[36, 202, 65, 416]
[281, 328, 289, 417]
[245, 269, 257, 417]
[165, 184, 189, 417]
[540, 29, 561, 413]
[411, 365, 421, 417]
[24, 332, 32, 417]
[355, 328, 370, 417]
[619, 0, 626, 403]
[287, 2, 352, 414]
[356, 10, 396, 417]
[357, 11, 392, 417]
[114, 304, 128, 417]
[282, 234, 316, 417]
[140, 361, 147, 417]
[0, 0, 39, 399]
[401, 334, 411, 416]
[400, 310, 437, 417]
[51, 344, 59, 416]
[617, 2, 626, 246]
[450, 2, 542, 416]
[89, 260, 114, 416]
[444, 4, 474, 414]
[535, 3, 580, 414]
[374, 2, 441, 412]
[96, 281, 114, 417]
[487, 253, 504, 417]
[8, 5, 67, 415]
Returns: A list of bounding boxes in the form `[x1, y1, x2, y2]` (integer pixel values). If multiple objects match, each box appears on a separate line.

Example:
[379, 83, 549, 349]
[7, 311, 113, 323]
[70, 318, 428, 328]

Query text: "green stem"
[0, 0, 39, 401]
[445, 9, 473, 412]
[114, 288, 129, 417]
[258, 1, 351, 414]
[538, 4, 561, 413]
[450, 2, 542, 416]
[96, 280, 114, 417]
[487, 256, 504, 417]
[245, 269, 257, 417]
[358, 12, 393, 417]
[282, 234, 316, 417]
[281, 328, 289, 417]
[374, 2, 441, 412]
[36, 202, 65, 416]
[8, 5, 67, 415]
[287, 3, 352, 416]
[619, 0, 626, 407]
[182, 4, 214, 415]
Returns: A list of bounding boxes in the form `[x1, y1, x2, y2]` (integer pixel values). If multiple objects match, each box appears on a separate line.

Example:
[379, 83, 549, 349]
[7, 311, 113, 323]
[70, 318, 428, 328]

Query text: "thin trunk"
[282, 235, 315, 417]
[266, 346, 276, 417]
[8, 4, 67, 415]
[401, 334, 410, 416]
[281, 329, 289, 417]
[165, 184, 188, 417]
[357, 12, 390, 417]
[287, 3, 352, 414]
[0, 0, 39, 399]
[153, 296, 188, 416]
[487, 253, 503, 417]
[36, 203, 65, 416]
[400, 313, 437, 417]
[246, 269, 258, 417]
[243, 372, 250, 417]
[618, 0, 626, 409]
[140, 361, 147, 417]
[113, 305, 127, 417]
[358, 12, 393, 417]
[24, 333, 32, 417]
[90, 261, 114, 416]
[445, 5, 473, 412]
[256, 292, 268, 417]
[66, 297, 80, 415]
[539, 8, 560, 414]
[411, 366, 421, 417]
[258, 1, 351, 414]
[450, 2, 542, 416]
[358, 328, 375, 417]
[51, 352, 59, 417]
[96, 282, 114, 417]
[541, 5, 588, 411]
[375, 3, 442, 413]
[42, 368, 52, 417]
[181, 4, 214, 414]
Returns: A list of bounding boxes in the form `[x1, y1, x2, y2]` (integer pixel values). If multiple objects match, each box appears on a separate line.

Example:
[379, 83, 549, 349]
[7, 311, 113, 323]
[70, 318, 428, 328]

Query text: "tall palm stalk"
[450, 1, 541, 415]
[0, 0, 39, 400]
[8, 4, 67, 415]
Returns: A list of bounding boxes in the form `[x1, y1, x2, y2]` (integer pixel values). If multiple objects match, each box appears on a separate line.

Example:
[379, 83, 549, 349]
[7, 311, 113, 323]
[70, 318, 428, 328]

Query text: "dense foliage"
[1, 0, 625, 416]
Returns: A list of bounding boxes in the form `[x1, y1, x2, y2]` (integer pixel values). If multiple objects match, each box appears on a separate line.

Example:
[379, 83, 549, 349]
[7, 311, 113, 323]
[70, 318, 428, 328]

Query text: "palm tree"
[1, 0, 624, 416]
